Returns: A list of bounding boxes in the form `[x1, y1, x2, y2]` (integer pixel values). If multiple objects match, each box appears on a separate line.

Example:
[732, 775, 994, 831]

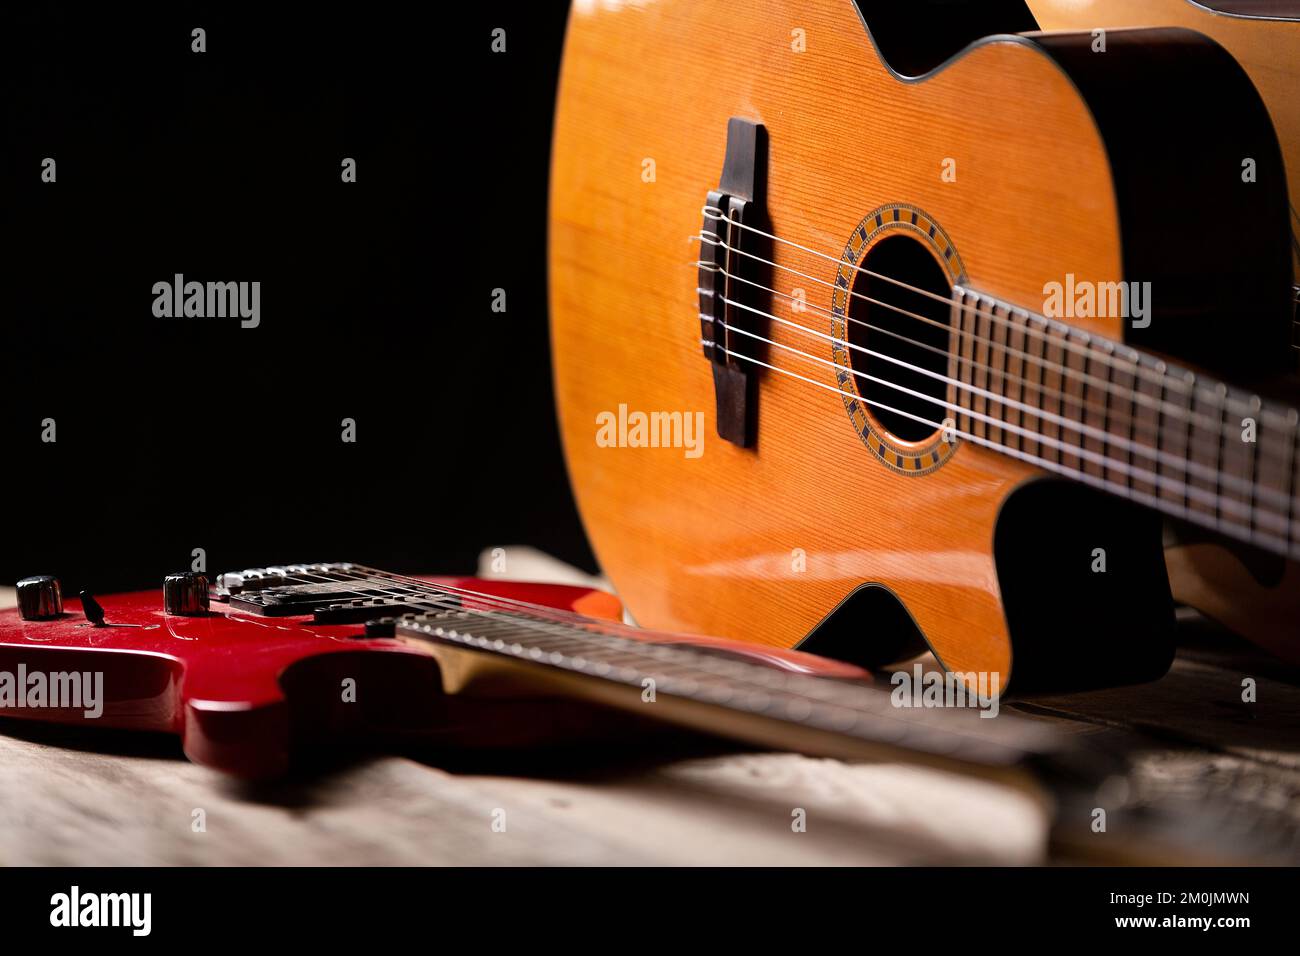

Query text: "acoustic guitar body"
[549, 1, 1291, 691]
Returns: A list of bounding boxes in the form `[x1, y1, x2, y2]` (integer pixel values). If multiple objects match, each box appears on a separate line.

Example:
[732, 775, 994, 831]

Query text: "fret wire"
[1029, 317, 1048, 462]
[1190, 386, 1222, 527]
[1045, 326, 1066, 467]
[973, 302, 990, 442]
[1051, 328, 1070, 472]
[1005, 313, 1026, 454]
[1154, 371, 1169, 504]
[1218, 390, 1252, 536]
[1117, 354, 1138, 493]
[988, 302, 1007, 448]
[1063, 333, 1088, 476]
[1095, 342, 1115, 484]
[959, 294, 975, 438]
[1178, 376, 1195, 515]
[1076, 339, 1093, 478]
[947, 293, 964, 438]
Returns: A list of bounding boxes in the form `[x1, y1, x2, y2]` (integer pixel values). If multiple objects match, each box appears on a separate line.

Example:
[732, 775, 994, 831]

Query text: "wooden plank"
[0, 717, 1047, 865]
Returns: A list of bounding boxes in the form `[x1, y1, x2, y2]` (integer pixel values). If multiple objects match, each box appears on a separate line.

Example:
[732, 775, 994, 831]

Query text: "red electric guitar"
[1, 562, 1296, 862]
[0, 562, 868, 778]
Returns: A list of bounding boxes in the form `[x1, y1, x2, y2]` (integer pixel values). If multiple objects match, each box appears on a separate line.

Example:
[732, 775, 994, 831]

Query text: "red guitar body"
[0, 578, 620, 777]
[0, 570, 869, 777]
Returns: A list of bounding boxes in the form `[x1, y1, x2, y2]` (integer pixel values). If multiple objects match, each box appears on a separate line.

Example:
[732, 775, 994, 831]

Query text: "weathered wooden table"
[1, 552, 1296, 865]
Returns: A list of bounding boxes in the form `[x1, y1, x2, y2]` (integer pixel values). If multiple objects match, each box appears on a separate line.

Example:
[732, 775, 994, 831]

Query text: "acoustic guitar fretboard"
[949, 288, 1300, 559]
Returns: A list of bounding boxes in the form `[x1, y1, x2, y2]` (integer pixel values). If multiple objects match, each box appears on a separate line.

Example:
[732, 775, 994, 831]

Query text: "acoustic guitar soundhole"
[846, 234, 952, 444]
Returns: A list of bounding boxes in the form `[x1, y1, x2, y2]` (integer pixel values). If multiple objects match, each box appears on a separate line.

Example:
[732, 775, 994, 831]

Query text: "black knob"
[163, 573, 210, 615]
[80, 591, 106, 627]
[16, 576, 63, 620]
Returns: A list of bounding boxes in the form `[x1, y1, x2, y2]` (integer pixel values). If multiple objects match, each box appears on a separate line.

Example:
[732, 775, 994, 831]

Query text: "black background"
[1, 2, 593, 593]
[0, 865, 1279, 941]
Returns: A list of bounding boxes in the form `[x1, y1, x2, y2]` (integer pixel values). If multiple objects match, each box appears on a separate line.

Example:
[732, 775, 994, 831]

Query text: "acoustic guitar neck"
[942, 287, 1300, 559]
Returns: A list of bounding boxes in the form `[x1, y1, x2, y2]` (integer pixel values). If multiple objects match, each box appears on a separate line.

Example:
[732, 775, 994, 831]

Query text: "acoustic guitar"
[549, 0, 1299, 691]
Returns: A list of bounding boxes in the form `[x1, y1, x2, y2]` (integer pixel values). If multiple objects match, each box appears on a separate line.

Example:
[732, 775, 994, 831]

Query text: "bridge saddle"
[696, 118, 769, 447]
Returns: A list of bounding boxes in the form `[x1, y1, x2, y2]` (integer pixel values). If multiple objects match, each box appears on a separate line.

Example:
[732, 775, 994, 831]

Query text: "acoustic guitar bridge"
[697, 118, 769, 447]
